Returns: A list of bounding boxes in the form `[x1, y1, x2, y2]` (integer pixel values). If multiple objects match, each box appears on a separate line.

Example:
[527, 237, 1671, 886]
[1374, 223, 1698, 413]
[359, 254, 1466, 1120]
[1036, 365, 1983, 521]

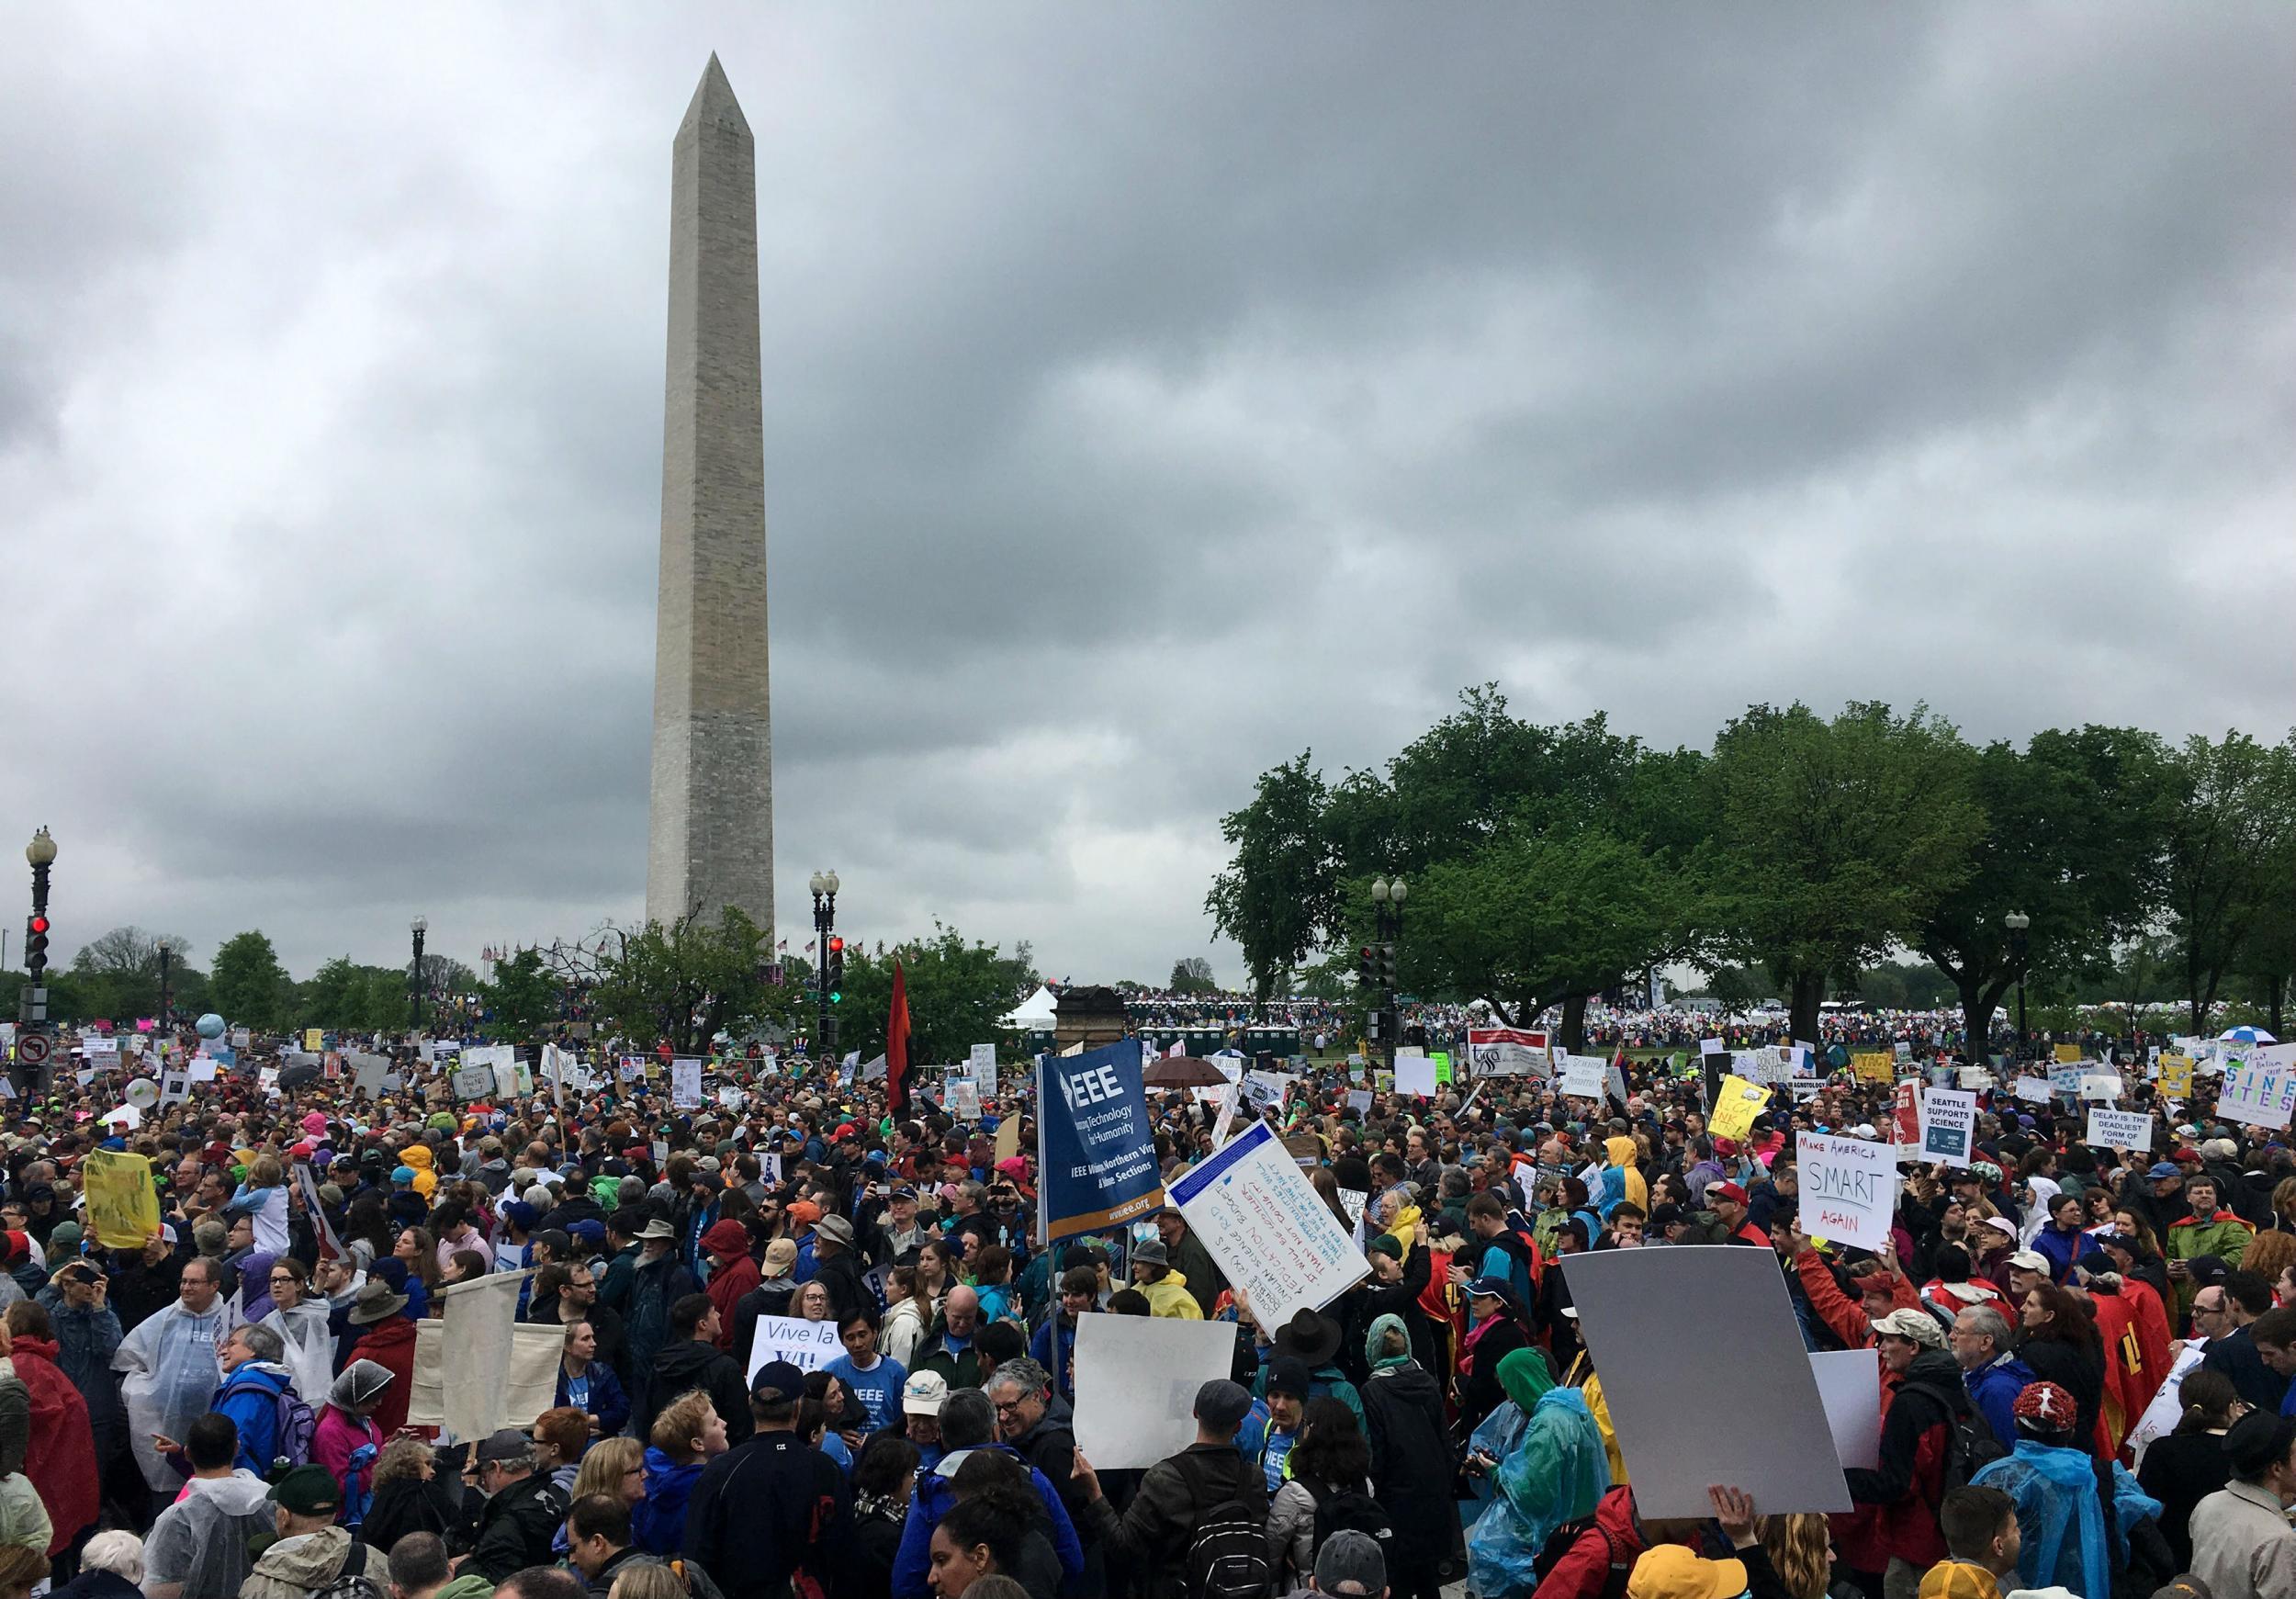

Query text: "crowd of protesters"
[0, 1013, 2286, 1599]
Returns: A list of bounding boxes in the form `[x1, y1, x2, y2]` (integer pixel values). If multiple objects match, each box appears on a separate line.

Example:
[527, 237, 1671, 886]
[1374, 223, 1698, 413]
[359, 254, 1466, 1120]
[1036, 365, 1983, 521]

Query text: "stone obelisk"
[646, 55, 773, 939]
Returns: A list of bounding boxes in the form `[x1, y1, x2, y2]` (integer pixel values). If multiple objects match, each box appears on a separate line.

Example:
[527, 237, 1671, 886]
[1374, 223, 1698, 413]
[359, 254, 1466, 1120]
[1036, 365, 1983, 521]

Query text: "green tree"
[1912, 726, 2175, 1056]
[589, 909, 771, 1054]
[1709, 702, 1982, 1046]
[2166, 730, 2296, 1030]
[66, 926, 195, 1024]
[209, 930, 292, 1031]
[1205, 753, 1337, 999]
[833, 924, 1037, 1065]
[1168, 956, 1217, 995]
[478, 949, 561, 1042]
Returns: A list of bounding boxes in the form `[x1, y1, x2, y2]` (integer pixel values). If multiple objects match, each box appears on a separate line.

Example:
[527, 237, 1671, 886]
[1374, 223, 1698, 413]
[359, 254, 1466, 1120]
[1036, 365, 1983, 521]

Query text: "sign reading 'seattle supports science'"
[1038, 1038, 1165, 1243]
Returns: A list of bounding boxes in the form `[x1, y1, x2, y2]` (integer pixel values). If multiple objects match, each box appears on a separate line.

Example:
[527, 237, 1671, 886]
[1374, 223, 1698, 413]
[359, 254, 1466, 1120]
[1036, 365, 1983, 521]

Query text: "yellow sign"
[304, 1029, 324, 1053]
[2158, 1055, 2193, 1097]
[2054, 1043, 2084, 1064]
[1852, 1053, 1894, 1084]
[1708, 1074, 1772, 1143]
[83, 1150, 161, 1249]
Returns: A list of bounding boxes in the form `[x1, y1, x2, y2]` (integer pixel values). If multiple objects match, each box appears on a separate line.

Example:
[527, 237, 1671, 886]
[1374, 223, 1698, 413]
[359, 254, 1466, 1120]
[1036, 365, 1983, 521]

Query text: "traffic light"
[1356, 944, 1379, 995]
[1374, 940, 1397, 992]
[23, 916, 46, 971]
[825, 936, 845, 1004]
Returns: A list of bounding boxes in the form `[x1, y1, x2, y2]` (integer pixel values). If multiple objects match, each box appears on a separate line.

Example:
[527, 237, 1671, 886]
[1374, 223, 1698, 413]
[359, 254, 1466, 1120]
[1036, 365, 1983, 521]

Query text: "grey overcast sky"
[3, 5, 2291, 988]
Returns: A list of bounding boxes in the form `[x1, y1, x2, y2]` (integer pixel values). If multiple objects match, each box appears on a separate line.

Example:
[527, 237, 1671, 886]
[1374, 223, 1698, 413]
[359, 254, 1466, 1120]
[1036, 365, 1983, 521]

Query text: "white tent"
[1003, 985, 1059, 1030]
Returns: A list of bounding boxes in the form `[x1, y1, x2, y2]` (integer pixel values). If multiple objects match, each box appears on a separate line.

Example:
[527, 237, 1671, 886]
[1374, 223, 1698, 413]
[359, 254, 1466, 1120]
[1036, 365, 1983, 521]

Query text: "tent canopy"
[1003, 985, 1059, 1030]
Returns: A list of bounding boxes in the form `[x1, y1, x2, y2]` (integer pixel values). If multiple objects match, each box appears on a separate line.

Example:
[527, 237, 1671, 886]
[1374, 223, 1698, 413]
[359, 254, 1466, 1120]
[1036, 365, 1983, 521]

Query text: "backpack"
[270, 1384, 318, 1473]
[1905, 1379, 2007, 1495]
[1302, 1477, 1392, 1559]
[308, 1538, 381, 1599]
[1530, 1514, 1633, 1599]
[1176, 1454, 1273, 1599]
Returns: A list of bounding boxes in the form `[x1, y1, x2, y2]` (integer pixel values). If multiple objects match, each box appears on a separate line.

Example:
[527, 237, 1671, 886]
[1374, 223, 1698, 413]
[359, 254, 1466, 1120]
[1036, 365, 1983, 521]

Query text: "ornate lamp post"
[809, 872, 840, 1058]
[2004, 911, 2031, 1061]
[410, 916, 428, 1032]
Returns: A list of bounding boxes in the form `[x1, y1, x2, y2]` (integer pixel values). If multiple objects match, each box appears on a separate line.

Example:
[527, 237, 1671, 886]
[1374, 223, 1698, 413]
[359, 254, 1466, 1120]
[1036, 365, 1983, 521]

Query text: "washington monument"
[646, 55, 773, 939]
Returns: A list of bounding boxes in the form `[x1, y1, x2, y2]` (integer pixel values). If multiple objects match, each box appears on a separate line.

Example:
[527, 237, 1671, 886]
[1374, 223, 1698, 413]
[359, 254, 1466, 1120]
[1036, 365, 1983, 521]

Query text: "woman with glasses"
[257, 1259, 335, 1406]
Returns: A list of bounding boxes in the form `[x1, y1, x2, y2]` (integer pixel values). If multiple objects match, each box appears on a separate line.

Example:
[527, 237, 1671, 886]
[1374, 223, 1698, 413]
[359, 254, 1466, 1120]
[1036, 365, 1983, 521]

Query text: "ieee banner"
[1038, 1037, 1165, 1244]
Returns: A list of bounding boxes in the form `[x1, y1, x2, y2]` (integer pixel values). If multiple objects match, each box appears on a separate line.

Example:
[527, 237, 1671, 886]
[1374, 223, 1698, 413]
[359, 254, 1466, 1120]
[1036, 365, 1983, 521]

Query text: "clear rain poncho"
[263, 1299, 339, 1408]
[112, 1298, 231, 1490]
[1467, 1347, 1613, 1596]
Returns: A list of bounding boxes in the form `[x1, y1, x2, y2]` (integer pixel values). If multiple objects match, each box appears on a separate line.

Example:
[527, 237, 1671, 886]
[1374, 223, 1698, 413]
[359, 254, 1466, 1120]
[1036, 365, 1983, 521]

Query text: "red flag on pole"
[887, 961, 912, 1114]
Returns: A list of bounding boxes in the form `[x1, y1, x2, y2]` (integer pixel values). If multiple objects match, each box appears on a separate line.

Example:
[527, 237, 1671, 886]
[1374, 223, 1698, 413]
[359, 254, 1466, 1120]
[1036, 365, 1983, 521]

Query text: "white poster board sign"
[1392, 1056, 1439, 1098]
[1561, 1248, 1851, 1517]
[2217, 1044, 2296, 1131]
[968, 1043, 998, 1087]
[744, 1313, 845, 1383]
[1240, 1070, 1296, 1112]
[2079, 1075, 2122, 1101]
[1169, 1120, 1371, 1330]
[1808, 1347, 1882, 1470]
[1796, 1132, 1898, 1252]
[452, 1064, 498, 1101]
[670, 1057, 704, 1109]
[1919, 1087, 1977, 1168]
[1071, 1312, 1239, 1470]
[2015, 1076, 2052, 1104]
[2086, 1108, 2154, 1152]
[1558, 1056, 1605, 1098]
[405, 1271, 561, 1440]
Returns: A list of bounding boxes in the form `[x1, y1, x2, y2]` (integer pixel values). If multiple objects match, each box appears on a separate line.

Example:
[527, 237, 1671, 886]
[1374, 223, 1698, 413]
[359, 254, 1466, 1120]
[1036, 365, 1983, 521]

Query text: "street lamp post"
[808, 871, 839, 1059]
[2004, 911, 2031, 1062]
[156, 939, 173, 1033]
[1370, 875, 1407, 1073]
[410, 917, 428, 1033]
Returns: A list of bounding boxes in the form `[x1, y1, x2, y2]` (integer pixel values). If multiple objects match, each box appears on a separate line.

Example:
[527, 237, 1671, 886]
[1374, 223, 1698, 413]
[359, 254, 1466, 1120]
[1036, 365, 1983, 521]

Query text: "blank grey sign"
[1560, 1247, 1851, 1519]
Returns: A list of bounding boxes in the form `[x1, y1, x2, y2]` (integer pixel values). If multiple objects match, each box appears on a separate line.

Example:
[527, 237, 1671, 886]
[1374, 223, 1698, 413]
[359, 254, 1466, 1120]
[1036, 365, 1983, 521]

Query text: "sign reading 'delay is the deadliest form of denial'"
[1172, 1119, 1371, 1331]
[1038, 1038, 1165, 1243]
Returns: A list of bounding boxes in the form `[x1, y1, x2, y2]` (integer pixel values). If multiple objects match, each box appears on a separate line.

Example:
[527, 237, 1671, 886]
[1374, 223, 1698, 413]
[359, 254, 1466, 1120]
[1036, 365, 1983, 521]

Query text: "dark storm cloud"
[1, 3, 2290, 990]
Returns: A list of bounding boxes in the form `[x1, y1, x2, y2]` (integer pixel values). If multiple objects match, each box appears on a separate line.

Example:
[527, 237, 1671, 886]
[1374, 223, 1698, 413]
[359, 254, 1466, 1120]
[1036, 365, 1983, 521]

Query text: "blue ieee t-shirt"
[825, 1352, 909, 1433]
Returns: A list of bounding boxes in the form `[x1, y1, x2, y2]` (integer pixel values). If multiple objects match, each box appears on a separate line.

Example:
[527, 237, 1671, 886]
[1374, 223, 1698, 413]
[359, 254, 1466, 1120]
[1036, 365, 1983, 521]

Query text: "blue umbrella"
[2220, 1026, 2279, 1044]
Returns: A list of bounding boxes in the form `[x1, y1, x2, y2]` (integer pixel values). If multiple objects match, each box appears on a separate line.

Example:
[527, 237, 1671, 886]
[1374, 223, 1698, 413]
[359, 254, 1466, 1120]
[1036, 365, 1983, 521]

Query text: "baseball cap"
[1313, 1530, 1388, 1599]
[1870, 1308, 1945, 1348]
[2146, 1161, 2181, 1180]
[1266, 1357, 1313, 1400]
[1980, 1216, 2019, 1238]
[473, 1427, 534, 1465]
[2008, 1250, 2050, 1273]
[1464, 1276, 1512, 1301]
[1628, 1545, 1749, 1599]
[270, 1464, 343, 1515]
[902, 1369, 951, 1416]
[751, 1359, 806, 1402]
[1709, 1181, 1749, 1206]
[1193, 1379, 1253, 1432]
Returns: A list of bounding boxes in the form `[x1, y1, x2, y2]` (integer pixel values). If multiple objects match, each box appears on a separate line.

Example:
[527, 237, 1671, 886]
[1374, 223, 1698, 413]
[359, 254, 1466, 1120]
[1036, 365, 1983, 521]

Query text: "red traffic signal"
[827, 936, 844, 953]
[28, 917, 46, 935]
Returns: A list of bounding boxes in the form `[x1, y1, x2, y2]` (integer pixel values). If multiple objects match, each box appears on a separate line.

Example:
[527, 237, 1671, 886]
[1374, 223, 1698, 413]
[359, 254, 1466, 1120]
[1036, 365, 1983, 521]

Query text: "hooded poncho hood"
[1496, 1346, 1557, 1412]
[329, 1358, 394, 1411]
[1365, 1312, 1412, 1371]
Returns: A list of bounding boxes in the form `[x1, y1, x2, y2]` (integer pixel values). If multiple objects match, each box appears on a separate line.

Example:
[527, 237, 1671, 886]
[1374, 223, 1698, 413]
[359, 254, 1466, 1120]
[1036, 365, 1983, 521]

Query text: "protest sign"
[1072, 1313, 1240, 1470]
[2157, 1055, 2193, 1096]
[970, 1042, 996, 1079]
[1241, 1070, 1296, 1111]
[84, 1035, 118, 1059]
[1919, 1087, 1977, 1167]
[1038, 1038, 1165, 1243]
[304, 1029, 324, 1052]
[1345, 1089, 1372, 1116]
[670, 1057, 703, 1109]
[83, 1150, 160, 1247]
[353, 1057, 388, 1098]
[1563, 1248, 1850, 1516]
[1958, 1065, 1994, 1091]
[1851, 1053, 1893, 1084]
[2086, 1108, 2153, 1151]
[1795, 1133, 1897, 1251]
[406, 1272, 562, 1440]
[1393, 1055, 1439, 1098]
[186, 1057, 219, 1084]
[1467, 1027, 1549, 1076]
[2047, 1061, 2084, 1098]
[2079, 1075, 2122, 1100]
[949, 1079, 982, 1119]
[2217, 1044, 2296, 1132]
[1171, 1119, 1370, 1329]
[1708, 1075, 1771, 1143]
[1558, 1056, 1605, 1098]
[1808, 1348, 1881, 1470]
[2054, 1043, 2085, 1064]
[744, 1313, 846, 1383]
[2015, 1076, 2051, 1104]
[994, 1110, 1022, 1164]
[451, 1064, 497, 1101]
[1733, 1047, 1782, 1086]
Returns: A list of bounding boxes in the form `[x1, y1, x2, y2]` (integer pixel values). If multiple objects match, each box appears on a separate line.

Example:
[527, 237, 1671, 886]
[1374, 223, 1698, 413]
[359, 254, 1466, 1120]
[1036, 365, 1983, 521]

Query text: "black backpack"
[1302, 1476, 1392, 1559]
[1530, 1513, 1632, 1599]
[1905, 1378, 2008, 1494]
[1177, 1454, 1273, 1599]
